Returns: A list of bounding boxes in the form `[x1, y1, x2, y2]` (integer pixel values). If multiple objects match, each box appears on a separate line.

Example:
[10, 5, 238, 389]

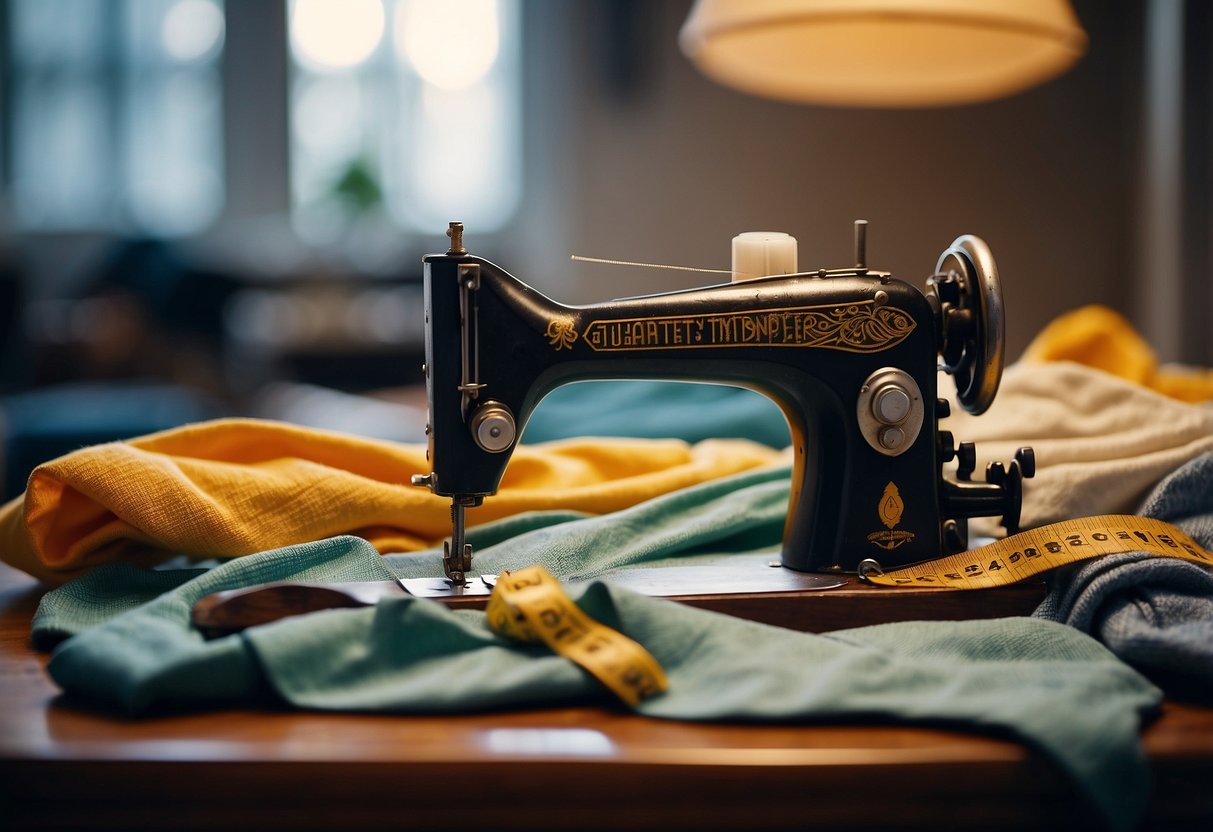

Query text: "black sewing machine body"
[418, 224, 1032, 577]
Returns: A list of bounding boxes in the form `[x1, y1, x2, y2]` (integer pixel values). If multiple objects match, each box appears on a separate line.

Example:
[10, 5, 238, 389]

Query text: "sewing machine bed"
[2, 561, 1210, 832]
[429, 574, 1049, 631]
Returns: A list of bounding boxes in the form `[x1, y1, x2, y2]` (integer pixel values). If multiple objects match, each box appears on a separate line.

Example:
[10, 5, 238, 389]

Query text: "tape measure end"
[858, 558, 884, 584]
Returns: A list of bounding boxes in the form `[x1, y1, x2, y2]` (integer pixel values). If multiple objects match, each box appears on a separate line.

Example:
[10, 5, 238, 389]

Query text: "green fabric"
[384, 463, 791, 582]
[35, 537, 398, 708]
[32, 464, 1161, 831]
[254, 590, 1157, 832]
[523, 380, 791, 448]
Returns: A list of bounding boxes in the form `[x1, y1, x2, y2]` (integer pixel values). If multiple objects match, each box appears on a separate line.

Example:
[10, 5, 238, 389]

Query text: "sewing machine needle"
[444, 499, 471, 587]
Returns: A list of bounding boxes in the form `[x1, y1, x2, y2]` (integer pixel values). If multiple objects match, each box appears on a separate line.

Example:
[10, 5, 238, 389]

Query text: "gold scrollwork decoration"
[546, 319, 579, 350]
[878, 482, 905, 529]
[803, 305, 915, 351]
[868, 480, 915, 550]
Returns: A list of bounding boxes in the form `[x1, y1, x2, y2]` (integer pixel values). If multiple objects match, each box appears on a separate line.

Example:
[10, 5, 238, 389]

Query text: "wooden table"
[2, 560, 1210, 831]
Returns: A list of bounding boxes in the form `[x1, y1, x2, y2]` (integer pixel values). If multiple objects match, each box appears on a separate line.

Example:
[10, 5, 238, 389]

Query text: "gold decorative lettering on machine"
[545, 319, 578, 350]
[569, 301, 915, 354]
[868, 481, 916, 551]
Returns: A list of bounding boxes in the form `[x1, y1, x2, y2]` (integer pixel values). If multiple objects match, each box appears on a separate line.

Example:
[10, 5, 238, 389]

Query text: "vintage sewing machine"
[190, 219, 1037, 634]
[413, 221, 1034, 585]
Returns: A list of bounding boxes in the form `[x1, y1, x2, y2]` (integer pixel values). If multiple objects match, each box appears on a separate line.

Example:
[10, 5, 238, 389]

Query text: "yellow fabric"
[0, 418, 783, 585]
[1021, 304, 1213, 402]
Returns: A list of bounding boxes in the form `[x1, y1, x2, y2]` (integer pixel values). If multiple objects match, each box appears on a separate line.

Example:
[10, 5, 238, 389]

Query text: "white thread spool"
[731, 232, 797, 282]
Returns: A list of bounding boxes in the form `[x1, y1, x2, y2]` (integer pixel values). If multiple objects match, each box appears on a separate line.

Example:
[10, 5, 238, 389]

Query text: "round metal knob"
[856, 367, 924, 457]
[878, 426, 906, 450]
[872, 384, 912, 424]
[470, 402, 516, 453]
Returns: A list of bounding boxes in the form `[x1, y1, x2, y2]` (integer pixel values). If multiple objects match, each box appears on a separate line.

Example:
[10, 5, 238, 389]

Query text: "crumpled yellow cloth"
[1022, 304, 1213, 402]
[0, 418, 783, 585]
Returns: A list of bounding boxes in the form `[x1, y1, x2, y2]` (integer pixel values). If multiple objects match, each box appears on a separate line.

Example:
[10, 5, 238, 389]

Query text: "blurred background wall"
[0, 0, 1208, 493]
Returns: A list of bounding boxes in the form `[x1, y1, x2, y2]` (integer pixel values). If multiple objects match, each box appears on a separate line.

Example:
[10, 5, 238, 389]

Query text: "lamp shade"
[679, 0, 1088, 107]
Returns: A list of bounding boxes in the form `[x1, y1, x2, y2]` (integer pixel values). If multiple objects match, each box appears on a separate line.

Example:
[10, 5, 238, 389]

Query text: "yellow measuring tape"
[486, 565, 668, 706]
[862, 514, 1213, 588]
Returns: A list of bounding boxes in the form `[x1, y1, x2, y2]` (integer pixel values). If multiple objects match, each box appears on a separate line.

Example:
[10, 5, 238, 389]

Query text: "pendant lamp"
[680, 0, 1088, 107]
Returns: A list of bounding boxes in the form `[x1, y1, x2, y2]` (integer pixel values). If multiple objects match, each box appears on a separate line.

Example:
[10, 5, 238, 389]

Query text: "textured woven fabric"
[1035, 453, 1213, 696]
[384, 462, 793, 582]
[36, 529, 1160, 832]
[946, 362, 1213, 530]
[39, 536, 396, 707]
[0, 417, 782, 584]
[32, 461, 794, 644]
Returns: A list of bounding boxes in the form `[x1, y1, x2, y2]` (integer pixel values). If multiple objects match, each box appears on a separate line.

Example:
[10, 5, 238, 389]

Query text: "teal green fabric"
[254, 590, 1157, 831]
[523, 380, 791, 448]
[32, 463, 1161, 831]
[384, 462, 792, 582]
[36, 537, 398, 708]
[37, 534, 1160, 831]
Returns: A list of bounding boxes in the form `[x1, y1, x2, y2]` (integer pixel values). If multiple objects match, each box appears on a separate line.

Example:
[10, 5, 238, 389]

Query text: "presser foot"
[443, 540, 474, 587]
[442, 496, 479, 585]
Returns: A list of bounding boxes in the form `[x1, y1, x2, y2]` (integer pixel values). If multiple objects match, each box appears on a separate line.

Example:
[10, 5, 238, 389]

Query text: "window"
[1, 0, 521, 241]
[288, 0, 522, 241]
[7, 0, 226, 236]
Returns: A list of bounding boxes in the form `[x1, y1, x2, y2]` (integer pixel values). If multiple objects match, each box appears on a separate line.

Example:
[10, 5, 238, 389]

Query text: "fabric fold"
[0, 417, 782, 584]
[28, 450, 1172, 831]
[945, 362, 1213, 529]
[37, 533, 1159, 832]
[1034, 453, 1213, 696]
[1021, 304, 1213, 402]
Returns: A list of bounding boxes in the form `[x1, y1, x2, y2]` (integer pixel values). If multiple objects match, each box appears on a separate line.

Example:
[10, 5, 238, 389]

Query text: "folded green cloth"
[33, 466, 1161, 831]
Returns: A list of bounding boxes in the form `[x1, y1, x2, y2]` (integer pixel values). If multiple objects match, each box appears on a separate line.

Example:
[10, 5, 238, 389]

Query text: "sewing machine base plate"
[401, 555, 846, 599]
[191, 562, 1046, 638]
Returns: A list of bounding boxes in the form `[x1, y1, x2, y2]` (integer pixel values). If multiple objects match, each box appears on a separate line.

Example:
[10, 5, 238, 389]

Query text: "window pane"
[124, 70, 224, 235]
[7, 0, 226, 235]
[11, 0, 108, 67]
[290, 74, 371, 209]
[288, 0, 521, 238]
[126, 0, 225, 66]
[12, 76, 113, 226]
[394, 78, 520, 231]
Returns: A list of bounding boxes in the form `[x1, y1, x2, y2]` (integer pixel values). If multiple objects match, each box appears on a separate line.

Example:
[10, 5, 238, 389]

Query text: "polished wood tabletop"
[1, 560, 1210, 832]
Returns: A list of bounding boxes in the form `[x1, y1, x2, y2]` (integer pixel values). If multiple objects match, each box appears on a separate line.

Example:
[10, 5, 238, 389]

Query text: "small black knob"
[1015, 447, 1036, 478]
[985, 461, 1006, 485]
[956, 441, 977, 481]
[938, 430, 955, 463]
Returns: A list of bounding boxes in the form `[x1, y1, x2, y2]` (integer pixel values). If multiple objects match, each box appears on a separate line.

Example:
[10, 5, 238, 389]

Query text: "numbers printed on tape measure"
[864, 515, 1213, 588]
[486, 565, 668, 706]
